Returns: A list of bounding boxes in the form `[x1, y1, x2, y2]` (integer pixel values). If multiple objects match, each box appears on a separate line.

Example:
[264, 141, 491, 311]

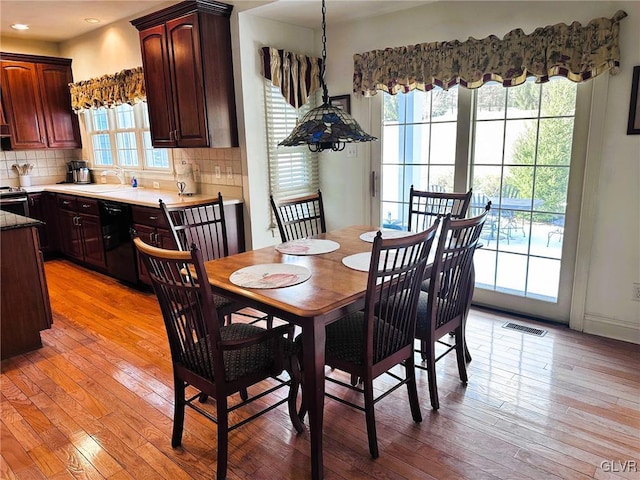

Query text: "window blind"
[264, 80, 319, 200]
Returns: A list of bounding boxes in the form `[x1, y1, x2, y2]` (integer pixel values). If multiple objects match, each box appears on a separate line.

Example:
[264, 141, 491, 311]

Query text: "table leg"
[302, 321, 326, 480]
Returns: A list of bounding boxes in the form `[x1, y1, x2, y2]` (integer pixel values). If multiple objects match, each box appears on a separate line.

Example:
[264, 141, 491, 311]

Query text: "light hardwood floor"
[2, 259, 639, 479]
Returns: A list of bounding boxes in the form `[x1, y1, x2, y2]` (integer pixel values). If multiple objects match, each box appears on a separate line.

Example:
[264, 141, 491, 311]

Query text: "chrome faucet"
[100, 167, 125, 185]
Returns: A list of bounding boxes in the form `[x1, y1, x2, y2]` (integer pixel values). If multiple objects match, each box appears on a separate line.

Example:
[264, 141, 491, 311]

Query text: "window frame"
[81, 102, 171, 173]
[263, 79, 320, 207]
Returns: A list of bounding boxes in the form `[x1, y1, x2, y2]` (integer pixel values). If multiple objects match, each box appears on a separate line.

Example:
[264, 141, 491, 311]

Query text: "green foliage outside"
[507, 80, 576, 216]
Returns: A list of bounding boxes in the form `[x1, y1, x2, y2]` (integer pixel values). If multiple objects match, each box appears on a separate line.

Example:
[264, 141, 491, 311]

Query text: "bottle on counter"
[131, 177, 137, 188]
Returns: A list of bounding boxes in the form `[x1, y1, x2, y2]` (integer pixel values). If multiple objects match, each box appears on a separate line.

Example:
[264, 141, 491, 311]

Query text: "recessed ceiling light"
[84, 18, 100, 24]
[10, 24, 30, 31]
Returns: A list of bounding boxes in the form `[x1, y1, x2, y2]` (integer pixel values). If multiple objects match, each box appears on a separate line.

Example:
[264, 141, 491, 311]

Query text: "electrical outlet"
[153, 182, 160, 189]
[226, 166, 233, 179]
[215, 166, 221, 179]
[101, 176, 106, 184]
[346, 144, 357, 158]
[633, 283, 640, 302]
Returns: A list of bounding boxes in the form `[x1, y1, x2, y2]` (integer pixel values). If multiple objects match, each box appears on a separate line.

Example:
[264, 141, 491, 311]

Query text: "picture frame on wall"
[627, 65, 640, 135]
[330, 95, 351, 114]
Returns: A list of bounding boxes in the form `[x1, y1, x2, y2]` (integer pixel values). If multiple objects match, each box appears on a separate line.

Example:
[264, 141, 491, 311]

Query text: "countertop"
[21, 184, 242, 208]
[0, 211, 44, 231]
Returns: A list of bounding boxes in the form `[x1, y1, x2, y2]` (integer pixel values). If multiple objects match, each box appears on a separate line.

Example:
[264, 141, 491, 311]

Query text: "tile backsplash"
[0, 149, 83, 186]
[0, 147, 244, 198]
[173, 147, 243, 189]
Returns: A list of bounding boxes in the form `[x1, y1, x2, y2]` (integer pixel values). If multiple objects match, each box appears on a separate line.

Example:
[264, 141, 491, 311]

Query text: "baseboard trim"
[583, 314, 640, 344]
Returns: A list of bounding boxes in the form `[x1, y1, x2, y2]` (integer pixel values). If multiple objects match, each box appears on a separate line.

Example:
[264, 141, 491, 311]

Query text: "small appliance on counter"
[175, 161, 197, 195]
[69, 160, 91, 184]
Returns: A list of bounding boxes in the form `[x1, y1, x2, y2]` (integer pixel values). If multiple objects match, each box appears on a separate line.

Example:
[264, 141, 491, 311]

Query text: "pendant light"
[279, 0, 377, 153]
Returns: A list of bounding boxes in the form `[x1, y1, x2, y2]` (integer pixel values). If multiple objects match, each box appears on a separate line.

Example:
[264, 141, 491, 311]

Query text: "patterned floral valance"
[353, 10, 627, 96]
[260, 47, 322, 108]
[69, 67, 146, 111]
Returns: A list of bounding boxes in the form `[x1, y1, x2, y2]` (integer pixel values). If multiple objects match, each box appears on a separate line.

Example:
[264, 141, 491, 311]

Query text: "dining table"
[203, 225, 394, 479]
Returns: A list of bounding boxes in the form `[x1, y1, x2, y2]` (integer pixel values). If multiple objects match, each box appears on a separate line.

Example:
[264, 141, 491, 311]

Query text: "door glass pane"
[381, 87, 458, 229]
[470, 78, 576, 302]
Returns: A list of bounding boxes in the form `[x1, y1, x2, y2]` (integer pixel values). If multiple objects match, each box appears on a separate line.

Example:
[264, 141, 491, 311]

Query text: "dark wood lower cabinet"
[1, 223, 52, 359]
[56, 194, 106, 269]
[50, 194, 244, 286]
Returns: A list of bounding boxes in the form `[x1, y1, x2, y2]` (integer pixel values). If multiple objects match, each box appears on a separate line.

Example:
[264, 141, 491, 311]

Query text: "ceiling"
[0, 1, 434, 43]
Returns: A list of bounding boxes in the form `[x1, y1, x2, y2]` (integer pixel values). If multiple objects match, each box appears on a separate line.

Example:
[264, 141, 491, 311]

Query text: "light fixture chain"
[320, 0, 329, 103]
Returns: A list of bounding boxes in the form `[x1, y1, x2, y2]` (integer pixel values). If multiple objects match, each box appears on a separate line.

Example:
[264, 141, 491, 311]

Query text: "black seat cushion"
[296, 312, 403, 366]
[190, 324, 297, 382]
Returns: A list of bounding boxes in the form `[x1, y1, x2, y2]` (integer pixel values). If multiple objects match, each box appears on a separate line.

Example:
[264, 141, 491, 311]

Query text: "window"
[380, 77, 579, 310]
[264, 79, 319, 201]
[83, 102, 169, 171]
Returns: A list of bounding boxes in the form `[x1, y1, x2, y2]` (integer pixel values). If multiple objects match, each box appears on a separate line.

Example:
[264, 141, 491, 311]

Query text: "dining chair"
[407, 185, 472, 233]
[270, 190, 326, 242]
[299, 222, 439, 459]
[133, 237, 304, 480]
[414, 207, 489, 410]
[160, 195, 272, 329]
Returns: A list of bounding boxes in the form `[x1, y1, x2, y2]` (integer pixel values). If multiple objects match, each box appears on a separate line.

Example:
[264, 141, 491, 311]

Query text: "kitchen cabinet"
[131, 205, 177, 285]
[1, 214, 53, 359]
[28, 192, 59, 253]
[0, 53, 81, 150]
[56, 194, 106, 268]
[131, 202, 244, 285]
[131, 0, 238, 148]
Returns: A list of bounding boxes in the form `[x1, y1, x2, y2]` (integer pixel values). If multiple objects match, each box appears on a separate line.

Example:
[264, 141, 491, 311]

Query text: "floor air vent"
[502, 322, 547, 337]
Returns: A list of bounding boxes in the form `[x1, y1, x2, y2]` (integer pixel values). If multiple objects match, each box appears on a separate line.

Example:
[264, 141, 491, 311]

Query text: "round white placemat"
[230, 264, 311, 289]
[359, 229, 413, 243]
[341, 252, 372, 272]
[275, 238, 340, 255]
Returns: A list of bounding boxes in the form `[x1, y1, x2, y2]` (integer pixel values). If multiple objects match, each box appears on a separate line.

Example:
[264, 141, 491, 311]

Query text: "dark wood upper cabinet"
[132, 0, 238, 148]
[0, 53, 81, 150]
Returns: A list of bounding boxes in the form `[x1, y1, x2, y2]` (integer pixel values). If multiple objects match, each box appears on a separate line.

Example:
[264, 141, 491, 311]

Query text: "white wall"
[323, 1, 639, 342]
[235, 13, 318, 249]
[0, 37, 60, 56]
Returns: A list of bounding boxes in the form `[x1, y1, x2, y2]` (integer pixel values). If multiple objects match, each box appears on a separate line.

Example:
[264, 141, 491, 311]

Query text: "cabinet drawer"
[131, 205, 169, 228]
[75, 197, 99, 216]
[56, 194, 77, 211]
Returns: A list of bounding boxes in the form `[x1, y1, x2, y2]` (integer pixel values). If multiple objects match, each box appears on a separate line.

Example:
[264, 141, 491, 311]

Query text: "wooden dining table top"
[202, 225, 378, 319]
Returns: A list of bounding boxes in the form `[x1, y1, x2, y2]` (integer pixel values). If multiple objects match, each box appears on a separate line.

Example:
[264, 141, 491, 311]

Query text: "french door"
[370, 77, 590, 323]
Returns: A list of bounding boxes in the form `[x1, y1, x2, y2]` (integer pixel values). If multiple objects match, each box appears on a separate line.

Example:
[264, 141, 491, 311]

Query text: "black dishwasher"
[99, 201, 137, 284]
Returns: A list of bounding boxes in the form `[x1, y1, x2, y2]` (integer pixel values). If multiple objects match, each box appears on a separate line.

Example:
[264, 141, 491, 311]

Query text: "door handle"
[370, 171, 377, 198]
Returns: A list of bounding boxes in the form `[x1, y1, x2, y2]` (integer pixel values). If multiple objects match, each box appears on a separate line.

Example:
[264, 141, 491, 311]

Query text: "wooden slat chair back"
[160, 194, 228, 261]
[133, 237, 303, 480]
[408, 185, 472, 233]
[299, 221, 439, 459]
[415, 206, 489, 410]
[270, 190, 326, 242]
[160, 195, 272, 329]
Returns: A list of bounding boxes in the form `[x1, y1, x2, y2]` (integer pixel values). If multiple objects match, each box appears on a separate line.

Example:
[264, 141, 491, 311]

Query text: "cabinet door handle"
[149, 216, 158, 221]
[149, 232, 154, 244]
[169, 131, 174, 141]
[153, 232, 159, 245]
[63, 201, 70, 206]
[174, 130, 179, 141]
[29, 197, 34, 206]
[81, 204, 91, 209]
